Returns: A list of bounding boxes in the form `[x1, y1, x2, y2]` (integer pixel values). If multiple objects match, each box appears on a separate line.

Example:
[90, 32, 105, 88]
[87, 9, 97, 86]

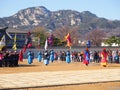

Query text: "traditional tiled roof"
[6, 28, 28, 34]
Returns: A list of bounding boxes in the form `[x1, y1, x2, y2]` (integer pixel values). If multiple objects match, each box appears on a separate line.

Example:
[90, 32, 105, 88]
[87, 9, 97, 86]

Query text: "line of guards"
[0, 49, 68, 67]
[0, 48, 119, 67]
[0, 49, 59, 67]
[28, 50, 71, 65]
[36, 48, 120, 66]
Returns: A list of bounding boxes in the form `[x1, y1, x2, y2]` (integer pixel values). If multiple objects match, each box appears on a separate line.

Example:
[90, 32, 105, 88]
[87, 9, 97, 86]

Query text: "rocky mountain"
[0, 6, 120, 36]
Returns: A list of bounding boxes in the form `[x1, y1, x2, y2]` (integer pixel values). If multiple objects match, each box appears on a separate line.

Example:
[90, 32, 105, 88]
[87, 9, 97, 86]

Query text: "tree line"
[31, 26, 120, 47]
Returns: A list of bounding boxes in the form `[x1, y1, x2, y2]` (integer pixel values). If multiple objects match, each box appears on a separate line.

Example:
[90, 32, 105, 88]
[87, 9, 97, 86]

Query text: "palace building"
[0, 27, 28, 48]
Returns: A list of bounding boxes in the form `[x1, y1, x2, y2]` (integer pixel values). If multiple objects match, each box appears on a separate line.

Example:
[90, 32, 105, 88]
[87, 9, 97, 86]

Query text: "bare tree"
[53, 26, 69, 40]
[86, 29, 106, 46]
[53, 26, 81, 46]
[32, 26, 48, 37]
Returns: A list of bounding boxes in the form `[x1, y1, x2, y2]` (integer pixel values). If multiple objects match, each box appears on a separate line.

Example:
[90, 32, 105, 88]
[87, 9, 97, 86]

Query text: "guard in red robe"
[101, 48, 108, 67]
[19, 50, 23, 62]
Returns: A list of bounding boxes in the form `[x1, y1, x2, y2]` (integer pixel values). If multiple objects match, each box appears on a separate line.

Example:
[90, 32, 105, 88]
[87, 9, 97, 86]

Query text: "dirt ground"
[0, 59, 120, 90]
[26, 82, 120, 90]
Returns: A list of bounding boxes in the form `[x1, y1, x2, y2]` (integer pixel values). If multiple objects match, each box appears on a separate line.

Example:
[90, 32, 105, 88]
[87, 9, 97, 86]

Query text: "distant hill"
[0, 6, 120, 36]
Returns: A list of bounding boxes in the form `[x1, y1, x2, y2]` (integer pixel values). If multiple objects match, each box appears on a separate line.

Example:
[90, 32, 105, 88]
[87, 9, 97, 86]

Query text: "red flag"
[27, 43, 32, 48]
[27, 31, 31, 36]
[65, 33, 72, 47]
[22, 45, 27, 52]
[22, 31, 32, 52]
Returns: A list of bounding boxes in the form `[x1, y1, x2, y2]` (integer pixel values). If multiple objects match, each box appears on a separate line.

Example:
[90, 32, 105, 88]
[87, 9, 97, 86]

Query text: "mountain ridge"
[0, 6, 120, 36]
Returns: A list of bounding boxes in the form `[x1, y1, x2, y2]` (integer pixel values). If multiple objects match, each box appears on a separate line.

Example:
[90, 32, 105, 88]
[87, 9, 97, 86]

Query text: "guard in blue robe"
[50, 50, 54, 62]
[27, 51, 32, 64]
[43, 50, 49, 65]
[38, 51, 42, 62]
[66, 50, 71, 63]
[114, 53, 119, 63]
[83, 48, 90, 66]
[31, 51, 34, 63]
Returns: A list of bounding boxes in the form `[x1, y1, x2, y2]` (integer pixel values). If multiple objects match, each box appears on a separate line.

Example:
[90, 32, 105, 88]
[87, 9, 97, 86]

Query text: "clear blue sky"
[1, 0, 120, 20]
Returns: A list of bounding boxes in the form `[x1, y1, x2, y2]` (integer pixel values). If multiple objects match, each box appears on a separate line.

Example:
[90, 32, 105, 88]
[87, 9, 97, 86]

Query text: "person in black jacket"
[0, 51, 3, 67]
[43, 50, 50, 65]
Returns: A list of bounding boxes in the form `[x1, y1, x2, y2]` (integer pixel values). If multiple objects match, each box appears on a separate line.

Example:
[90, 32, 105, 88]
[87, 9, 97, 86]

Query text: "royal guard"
[31, 51, 34, 63]
[19, 50, 23, 62]
[37, 51, 42, 62]
[114, 51, 119, 63]
[14, 51, 19, 67]
[101, 48, 108, 67]
[50, 50, 54, 62]
[43, 50, 49, 65]
[27, 51, 32, 64]
[83, 48, 90, 66]
[66, 50, 71, 63]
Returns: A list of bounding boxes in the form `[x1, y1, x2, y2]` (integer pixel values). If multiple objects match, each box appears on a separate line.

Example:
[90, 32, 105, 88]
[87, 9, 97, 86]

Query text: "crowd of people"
[0, 48, 120, 67]
[0, 51, 19, 67]
[0, 49, 24, 67]
[36, 48, 120, 67]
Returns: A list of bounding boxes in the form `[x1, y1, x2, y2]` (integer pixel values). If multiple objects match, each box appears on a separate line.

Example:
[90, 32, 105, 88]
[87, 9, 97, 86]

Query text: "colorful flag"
[48, 34, 53, 46]
[65, 33, 72, 48]
[86, 40, 91, 48]
[44, 39, 48, 50]
[0, 35, 6, 50]
[12, 34, 17, 50]
[23, 31, 32, 52]
[25, 32, 32, 48]
[23, 45, 27, 53]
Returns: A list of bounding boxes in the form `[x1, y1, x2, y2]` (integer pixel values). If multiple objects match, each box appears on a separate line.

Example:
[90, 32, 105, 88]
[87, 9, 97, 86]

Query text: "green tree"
[32, 26, 63, 47]
[32, 27, 47, 47]
[105, 36, 120, 46]
[52, 37, 61, 46]
[116, 37, 120, 46]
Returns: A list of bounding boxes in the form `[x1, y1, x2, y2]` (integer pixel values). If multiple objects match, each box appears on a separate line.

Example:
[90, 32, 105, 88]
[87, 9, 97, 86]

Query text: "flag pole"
[44, 38, 48, 51]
